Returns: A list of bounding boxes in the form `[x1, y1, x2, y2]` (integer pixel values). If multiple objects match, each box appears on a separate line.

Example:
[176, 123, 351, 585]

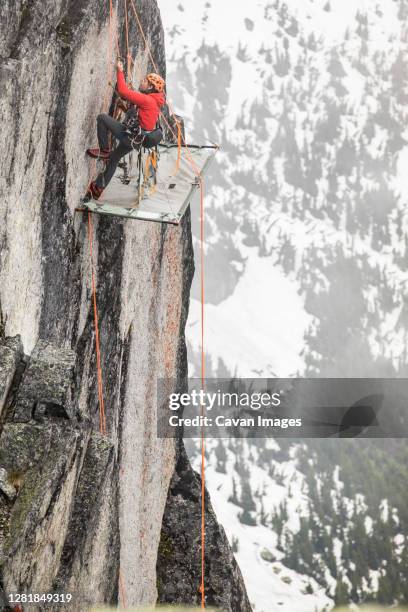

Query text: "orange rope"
[127, 0, 187, 171]
[87, 212, 107, 436]
[124, 0, 132, 79]
[199, 179, 205, 608]
[83, 0, 118, 433]
[200, 424, 205, 607]
[81, 1, 211, 606]
[100, 0, 119, 154]
[103, 0, 114, 110]
[119, 570, 128, 608]
[175, 120, 182, 173]
[112, 0, 120, 56]
[128, 0, 157, 71]
[109, 0, 203, 180]
[125, 3, 207, 604]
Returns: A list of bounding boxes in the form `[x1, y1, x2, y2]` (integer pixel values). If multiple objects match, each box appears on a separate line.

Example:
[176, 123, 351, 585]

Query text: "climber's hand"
[117, 60, 124, 71]
[117, 100, 128, 114]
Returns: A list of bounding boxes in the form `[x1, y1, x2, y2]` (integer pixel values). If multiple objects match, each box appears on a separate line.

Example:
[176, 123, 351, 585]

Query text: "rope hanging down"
[125, 3, 207, 607]
[124, 0, 130, 77]
[84, 0, 207, 604]
[126, 2, 207, 605]
[83, 0, 118, 437]
[84, 0, 119, 439]
[87, 212, 107, 436]
[128, 0, 192, 173]
[199, 181, 206, 607]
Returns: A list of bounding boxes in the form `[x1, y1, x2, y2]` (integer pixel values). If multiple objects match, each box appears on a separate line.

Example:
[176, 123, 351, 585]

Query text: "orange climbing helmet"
[147, 72, 165, 93]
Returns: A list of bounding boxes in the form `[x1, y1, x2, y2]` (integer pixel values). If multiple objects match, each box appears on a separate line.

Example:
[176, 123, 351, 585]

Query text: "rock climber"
[83, 61, 166, 202]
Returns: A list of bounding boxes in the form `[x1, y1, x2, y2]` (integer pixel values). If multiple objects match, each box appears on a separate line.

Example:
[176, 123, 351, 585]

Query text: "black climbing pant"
[94, 113, 133, 190]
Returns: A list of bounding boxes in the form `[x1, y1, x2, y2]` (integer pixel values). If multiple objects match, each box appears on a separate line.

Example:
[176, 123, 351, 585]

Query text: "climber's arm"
[116, 69, 149, 108]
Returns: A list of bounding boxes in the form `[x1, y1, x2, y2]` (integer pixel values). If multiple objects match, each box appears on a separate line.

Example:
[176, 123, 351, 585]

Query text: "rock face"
[0, 336, 23, 419]
[157, 444, 252, 612]
[0, 337, 117, 609]
[13, 340, 76, 422]
[0, 0, 184, 606]
[0, 0, 251, 610]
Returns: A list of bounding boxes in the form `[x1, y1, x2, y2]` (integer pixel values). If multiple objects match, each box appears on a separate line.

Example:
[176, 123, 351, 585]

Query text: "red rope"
[87, 212, 107, 436]
[128, 0, 157, 71]
[199, 179, 206, 608]
[84, 0, 118, 433]
[125, 3, 208, 604]
[119, 569, 128, 608]
[124, 0, 132, 79]
[83, 2, 208, 603]
[103, 0, 114, 110]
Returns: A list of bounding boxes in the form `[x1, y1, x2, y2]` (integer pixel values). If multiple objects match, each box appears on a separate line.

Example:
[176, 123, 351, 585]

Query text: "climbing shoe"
[86, 147, 110, 160]
[82, 182, 103, 203]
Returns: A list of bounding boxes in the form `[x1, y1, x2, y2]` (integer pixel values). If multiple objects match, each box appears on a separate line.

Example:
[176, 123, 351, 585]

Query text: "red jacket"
[116, 69, 165, 131]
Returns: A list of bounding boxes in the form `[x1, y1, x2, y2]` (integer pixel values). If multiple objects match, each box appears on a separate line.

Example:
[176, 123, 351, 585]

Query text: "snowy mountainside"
[186, 438, 333, 612]
[186, 437, 408, 610]
[160, 0, 408, 378]
[159, 0, 408, 609]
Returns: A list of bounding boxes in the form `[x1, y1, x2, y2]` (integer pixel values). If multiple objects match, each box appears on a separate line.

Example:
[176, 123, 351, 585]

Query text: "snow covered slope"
[188, 249, 312, 377]
[187, 435, 408, 611]
[159, 0, 408, 608]
[187, 438, 333, 612]
[160, 0, 408, 378]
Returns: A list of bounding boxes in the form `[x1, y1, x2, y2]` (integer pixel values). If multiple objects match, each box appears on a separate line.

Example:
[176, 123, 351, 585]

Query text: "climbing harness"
[123, 108, 145, 149]
[118, 159, 130, 185]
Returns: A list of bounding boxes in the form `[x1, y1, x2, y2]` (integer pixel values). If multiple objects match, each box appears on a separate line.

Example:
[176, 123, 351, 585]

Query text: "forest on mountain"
[208, 437, 408, 607]
[165, 0, 408, 608]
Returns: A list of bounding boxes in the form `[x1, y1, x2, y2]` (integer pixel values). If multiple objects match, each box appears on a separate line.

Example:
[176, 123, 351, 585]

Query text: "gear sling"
[92, 104, 163, 199]
[121, 105, 163, 203]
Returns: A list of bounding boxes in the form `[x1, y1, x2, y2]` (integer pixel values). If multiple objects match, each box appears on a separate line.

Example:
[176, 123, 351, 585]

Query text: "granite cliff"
[0, 0, 250, 610]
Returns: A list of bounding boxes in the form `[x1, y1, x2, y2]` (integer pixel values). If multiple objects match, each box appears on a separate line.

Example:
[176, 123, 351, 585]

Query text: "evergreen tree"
[228, 476, 240, 506]
[334, 579, 349, 606]
[214, 439, 227, 473]
[240, 479, 256, 512]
